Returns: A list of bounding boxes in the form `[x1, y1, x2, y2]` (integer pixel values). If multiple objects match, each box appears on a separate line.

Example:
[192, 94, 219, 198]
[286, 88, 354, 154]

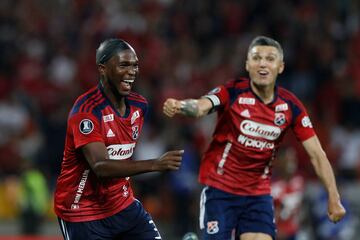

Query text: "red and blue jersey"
[272, 175, 305, 236]
[200, 78, 315, 195]
[54, 84, 148, 222]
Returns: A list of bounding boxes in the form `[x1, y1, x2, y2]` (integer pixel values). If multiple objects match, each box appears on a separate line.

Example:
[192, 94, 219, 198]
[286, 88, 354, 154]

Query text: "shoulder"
[69, 86, 106, 119]
[224, 77, 250, 90]
[277, 87, 309, 118]
[128, 92, 148, 104]
[127, 92, 148, 114]
[277, 86, 304, 106]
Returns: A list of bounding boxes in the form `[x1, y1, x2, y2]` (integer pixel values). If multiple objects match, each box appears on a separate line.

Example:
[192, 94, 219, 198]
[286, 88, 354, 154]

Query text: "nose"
[259, 59, 267, 67]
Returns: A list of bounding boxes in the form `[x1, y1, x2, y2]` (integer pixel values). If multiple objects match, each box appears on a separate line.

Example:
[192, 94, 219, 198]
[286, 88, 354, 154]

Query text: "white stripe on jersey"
[199, 186, 209, 229]
[204, 95, 221, 107]
[217, 142, 232, 175]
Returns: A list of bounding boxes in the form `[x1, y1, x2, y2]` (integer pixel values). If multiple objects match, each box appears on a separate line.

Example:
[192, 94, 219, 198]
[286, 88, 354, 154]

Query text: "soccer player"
[163, 36, 346, 240]
[54, 39, 183, 240]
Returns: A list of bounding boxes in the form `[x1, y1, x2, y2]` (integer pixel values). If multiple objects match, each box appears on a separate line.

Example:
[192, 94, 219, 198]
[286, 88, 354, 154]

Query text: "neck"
[250, 81, 275, 104]
[100, 78, 126, 115]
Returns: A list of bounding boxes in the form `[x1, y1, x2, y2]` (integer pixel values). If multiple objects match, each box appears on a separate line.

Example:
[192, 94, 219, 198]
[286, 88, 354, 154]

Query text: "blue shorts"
[199, 186, 276, 240]
[58, 200, 161, 240]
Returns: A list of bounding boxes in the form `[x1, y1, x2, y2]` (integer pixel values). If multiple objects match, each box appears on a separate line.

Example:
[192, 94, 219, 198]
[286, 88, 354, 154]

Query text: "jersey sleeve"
[202, 80, 234, 113]
[68, 112, 104, 149]
[291, 99, 316, 142]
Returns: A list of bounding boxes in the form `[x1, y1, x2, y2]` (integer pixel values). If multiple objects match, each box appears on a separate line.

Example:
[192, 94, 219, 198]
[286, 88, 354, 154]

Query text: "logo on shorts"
[207, 221, 219, 234]
[79, 119, 94, 134]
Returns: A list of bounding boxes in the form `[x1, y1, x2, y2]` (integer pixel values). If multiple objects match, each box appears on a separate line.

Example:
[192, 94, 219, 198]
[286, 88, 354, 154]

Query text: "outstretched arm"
[302, 136, 346, 223]
[82, 142, 183, 178]
[163, 98, 213, 118]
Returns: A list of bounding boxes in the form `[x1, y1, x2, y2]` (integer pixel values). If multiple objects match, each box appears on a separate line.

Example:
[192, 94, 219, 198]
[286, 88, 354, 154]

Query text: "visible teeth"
[123, 79, 134, 83]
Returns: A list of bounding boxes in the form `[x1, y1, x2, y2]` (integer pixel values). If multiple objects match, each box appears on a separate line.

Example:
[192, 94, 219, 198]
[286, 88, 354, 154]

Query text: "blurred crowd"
[0, 0, 359, 239]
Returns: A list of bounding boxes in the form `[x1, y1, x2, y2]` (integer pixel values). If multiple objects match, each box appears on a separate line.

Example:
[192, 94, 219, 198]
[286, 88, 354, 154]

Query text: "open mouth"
[258, 70, 269, 77]
[123, 79, 135, 84]
[121, 79, 135, 91]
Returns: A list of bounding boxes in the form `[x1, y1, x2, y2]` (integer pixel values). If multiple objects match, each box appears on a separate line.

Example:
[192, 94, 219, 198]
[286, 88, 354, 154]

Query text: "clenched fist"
[328, 198, 346, 223]
[163, 98, 182, 117]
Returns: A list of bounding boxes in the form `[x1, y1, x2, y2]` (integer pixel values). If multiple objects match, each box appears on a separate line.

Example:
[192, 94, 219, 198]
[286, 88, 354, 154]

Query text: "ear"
[245, 60, 249, 72]
[278, 61, 285, 74]
[98, 64, 106, 75]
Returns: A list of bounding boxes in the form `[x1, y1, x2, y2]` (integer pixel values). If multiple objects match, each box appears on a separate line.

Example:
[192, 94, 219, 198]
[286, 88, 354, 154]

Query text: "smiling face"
[246, 45, 284, 89]
[99, 49, 139, 96]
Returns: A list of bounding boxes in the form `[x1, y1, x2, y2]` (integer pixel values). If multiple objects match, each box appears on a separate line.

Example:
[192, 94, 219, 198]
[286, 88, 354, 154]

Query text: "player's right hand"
[153, 150, 184, 171]
[163, 98, 182, 117]
[327, 198, 346, 223]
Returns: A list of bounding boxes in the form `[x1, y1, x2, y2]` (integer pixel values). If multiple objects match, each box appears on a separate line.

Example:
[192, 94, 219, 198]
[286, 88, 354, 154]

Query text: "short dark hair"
[248, 36, 283, 59]
[96, 38, 134, 64]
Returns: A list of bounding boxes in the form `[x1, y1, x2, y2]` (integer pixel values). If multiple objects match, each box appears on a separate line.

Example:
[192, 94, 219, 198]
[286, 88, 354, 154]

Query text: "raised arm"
[163, 98, 213, 118]
[302, 135, 346, 223]
[82, 142, 183, 178]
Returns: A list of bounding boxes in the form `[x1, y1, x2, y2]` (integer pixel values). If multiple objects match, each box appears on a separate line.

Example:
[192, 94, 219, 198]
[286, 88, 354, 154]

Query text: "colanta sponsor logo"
[107, 143, 136, 160]
[240, 120, 281, 140]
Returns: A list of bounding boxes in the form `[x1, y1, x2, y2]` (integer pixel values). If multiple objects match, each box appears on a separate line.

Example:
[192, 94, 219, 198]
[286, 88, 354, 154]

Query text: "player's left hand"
[327, 198, 346, 223]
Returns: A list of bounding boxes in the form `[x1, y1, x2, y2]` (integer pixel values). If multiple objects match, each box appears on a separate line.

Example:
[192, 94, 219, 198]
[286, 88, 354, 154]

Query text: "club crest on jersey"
[79, 119, 94, 134]
[274, 113, 286, 126]
[132, 125, 139, 140]
[239, 97, 255, 105]
[207, 221, 219, 234]
[275, 103, 288, 112]
[131, 110, 140, 124]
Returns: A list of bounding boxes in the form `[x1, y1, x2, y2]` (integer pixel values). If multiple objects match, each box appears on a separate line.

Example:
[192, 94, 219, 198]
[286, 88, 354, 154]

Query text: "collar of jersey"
[248, 80, 279, 106]
[97, 83, 131, 118]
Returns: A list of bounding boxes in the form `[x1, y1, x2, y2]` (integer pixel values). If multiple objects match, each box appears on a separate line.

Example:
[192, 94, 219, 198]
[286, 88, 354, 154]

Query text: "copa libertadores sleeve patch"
[79, 119, 94, 134]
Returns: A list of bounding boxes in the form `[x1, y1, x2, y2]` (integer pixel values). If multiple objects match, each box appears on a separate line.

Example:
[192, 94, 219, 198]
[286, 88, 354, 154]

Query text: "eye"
[266, 56, 276, 62]
[118, 63, 138, 68]
[252, 55, 261, 61]
[119, 63, 131, 67]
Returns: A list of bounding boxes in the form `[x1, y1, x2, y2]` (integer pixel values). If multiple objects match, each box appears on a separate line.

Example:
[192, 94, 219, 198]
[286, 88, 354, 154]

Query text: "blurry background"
[0, 0, 359, 239]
